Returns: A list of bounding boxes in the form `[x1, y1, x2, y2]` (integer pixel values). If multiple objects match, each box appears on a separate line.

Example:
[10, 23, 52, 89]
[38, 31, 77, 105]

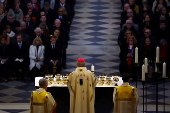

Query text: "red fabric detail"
[52, 108, 56, 113]
[32, 4, 39, 10]
[127, 45, 134, 66]
[77, 58, 85, 62]
[127, 57, 132, 66]
[32, 17, 36, 22]
[160, 43, 168, 62]
[143, 44, 151, 55]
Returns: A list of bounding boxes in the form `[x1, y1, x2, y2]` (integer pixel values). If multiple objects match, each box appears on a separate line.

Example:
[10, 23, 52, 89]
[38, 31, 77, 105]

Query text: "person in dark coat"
[0, 37, 10, 82]
[11, 34, 29, 80]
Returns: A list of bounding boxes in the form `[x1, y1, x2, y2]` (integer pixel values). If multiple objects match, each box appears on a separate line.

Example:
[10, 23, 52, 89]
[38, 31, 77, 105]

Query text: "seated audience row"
[119, 0, 170, 82]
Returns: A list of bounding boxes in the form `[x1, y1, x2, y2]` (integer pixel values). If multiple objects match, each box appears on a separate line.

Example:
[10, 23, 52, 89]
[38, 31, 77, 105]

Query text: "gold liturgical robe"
[30, 88, 56, 113]
[113, 83, 139, 113]
[67, 67, 97, 113]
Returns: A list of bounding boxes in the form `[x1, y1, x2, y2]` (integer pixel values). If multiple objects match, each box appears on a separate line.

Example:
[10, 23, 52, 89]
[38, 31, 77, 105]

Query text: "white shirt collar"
[60, 3, 65, 6]
[18, 42, 22, 44]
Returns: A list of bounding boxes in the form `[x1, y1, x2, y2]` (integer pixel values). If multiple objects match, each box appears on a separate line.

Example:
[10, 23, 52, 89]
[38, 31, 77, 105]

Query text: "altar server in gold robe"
[30, 78, 57, 113]
[113, 73, 139, 113]
[67, 58, 97, 113]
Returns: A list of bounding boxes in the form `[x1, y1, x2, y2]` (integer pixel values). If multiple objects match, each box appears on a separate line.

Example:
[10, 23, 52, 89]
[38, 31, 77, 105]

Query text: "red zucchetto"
[77, 58, 85, 63]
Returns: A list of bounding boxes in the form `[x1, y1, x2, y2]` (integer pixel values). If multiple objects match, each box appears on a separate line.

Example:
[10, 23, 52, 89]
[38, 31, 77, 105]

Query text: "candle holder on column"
[162, 76, 168, 112]
[134, 62, 140, 88]
[155, 62, 162, 113]
[145, 72, 148, 112]
[142, 80, 146, 113]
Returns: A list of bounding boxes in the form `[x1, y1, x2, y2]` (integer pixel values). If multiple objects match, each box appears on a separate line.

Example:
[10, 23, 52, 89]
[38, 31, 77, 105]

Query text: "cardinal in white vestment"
[113, 73, 139, 113]
[30, 78, 57, 113]
[67, 58, 97, 113]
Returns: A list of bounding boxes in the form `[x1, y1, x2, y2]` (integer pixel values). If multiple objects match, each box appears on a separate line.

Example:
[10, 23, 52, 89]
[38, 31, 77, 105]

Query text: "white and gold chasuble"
[67, 67, 97, 113]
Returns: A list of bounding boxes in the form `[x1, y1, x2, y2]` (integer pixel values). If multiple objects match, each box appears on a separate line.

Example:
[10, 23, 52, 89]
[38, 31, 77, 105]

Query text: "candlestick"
[155, 63, 158, 72]
[144, 58, 148, 73]
[156, 47, 160, 63]
[162, 62, 166, 78]
[142, 64, 145, 81]
[91, 64, 94, 71]
[135, 47, 138, 63]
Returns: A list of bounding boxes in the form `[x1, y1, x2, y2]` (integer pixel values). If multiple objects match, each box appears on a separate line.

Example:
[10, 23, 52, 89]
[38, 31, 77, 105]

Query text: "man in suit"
[37, 15, 52, 31]
[24, 14, 36, 31]
[1, 14, 20, 33]
[54, 0, 73, 21]
[54, 7, 69, 31]
[51, 19, 69, 69]
[11, 34, 29, 80]
[23, 1, 39, 16]
[45, 36, 63, 75]
[41, 2, 55, 25]
[24, 14, 36, 42]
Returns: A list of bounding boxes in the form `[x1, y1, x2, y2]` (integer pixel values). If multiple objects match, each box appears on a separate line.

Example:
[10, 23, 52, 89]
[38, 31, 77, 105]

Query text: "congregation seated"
[0, 0, 75, 82]
[119, 0, 170, 81]
[118, 19, 139, 49]
[139, 38, 156, 81]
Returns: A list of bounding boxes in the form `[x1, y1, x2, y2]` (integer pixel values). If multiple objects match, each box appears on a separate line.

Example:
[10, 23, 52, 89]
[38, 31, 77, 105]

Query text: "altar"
[35, 75, 123, 113]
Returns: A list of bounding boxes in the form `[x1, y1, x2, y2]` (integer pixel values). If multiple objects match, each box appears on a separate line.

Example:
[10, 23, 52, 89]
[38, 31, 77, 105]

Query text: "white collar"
[60, 3, 65, 6]
[18, 42, 22, 44]
[121, 82, 130, 86]
[36, 88, 46, 94]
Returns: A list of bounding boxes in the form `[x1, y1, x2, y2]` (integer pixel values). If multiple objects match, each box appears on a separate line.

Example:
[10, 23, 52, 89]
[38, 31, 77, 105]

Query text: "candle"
[162, 62, 166, 78]
[135, 47, 138, 63]
[91, 64, 94, 71]
[156, 47, 160, 63]
[142, 64, 145, 81]
[144, 58, 148, 73]
[155, 63, 158, 72]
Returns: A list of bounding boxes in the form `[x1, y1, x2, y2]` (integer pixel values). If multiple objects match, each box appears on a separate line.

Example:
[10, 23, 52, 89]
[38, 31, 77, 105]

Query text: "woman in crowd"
[139, 38, 156, 82]
[119, 36, 137, 80]
[7, 2, 23, 22]
[53, 29, 60, 39]
[140, 14, 154, 32]
[27, 8, 37, 22]
[119, 29, 134, 50]
[39, 22, 49, 38]
[29, 37, 44, 80]
[152, 0, 170, 14]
